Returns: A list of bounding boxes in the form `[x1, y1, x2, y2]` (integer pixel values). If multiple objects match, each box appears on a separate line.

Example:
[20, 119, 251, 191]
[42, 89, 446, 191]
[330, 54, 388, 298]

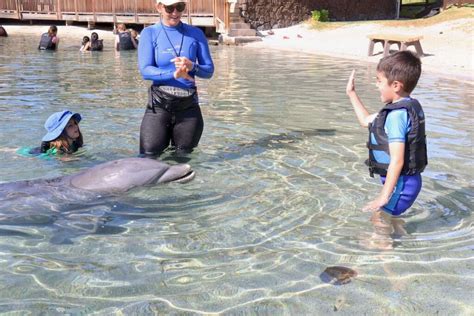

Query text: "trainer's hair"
[376, 51, 422, 93]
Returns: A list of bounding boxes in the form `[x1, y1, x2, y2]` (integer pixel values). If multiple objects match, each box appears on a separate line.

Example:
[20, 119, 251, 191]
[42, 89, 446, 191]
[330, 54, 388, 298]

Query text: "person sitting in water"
[0, 26, 7, 37]
[29, 110, 84, 155]
[115, 23, 137, 51]
[129, 28, 139, 45]
[90, 32, 104, 51]
[80, 36, 90, 51]
[38, 25, 59, 50]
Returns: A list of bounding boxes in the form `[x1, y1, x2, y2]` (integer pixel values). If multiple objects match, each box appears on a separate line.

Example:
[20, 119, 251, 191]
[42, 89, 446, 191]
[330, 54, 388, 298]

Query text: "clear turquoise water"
[0, 34, 472, 314]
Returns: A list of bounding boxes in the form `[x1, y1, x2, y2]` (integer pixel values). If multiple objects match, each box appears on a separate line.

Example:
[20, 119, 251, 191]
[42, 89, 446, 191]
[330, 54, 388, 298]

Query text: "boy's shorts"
[380, 173, 422, 216]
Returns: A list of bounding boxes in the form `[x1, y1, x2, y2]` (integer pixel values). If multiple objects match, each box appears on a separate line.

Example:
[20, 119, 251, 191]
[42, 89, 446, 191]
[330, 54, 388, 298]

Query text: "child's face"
[65, 119, 80, 140]
[376, 72, 398, 104]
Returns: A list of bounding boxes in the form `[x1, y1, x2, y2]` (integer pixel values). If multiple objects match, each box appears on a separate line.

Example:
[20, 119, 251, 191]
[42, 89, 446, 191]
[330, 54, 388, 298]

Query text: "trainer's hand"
[174, 65, 194, 82]
[346, 69, 356, 96]
[171, 57, 193, 72]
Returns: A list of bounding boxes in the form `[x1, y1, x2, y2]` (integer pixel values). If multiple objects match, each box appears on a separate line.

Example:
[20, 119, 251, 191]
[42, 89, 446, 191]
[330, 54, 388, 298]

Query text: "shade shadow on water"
[0, 36, 473, 314]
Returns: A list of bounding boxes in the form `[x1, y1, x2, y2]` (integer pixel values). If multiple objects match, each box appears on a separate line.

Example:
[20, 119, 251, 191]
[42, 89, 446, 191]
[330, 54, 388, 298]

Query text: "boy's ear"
[391, 80, 404, 93]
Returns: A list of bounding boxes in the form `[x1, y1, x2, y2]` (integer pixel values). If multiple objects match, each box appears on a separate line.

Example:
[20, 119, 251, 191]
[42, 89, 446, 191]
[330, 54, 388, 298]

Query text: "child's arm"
[115, 35, 120, 51]
[363, 142, 405, 212]
[346, 70, 376, 127]
[131, 35, 138, 49]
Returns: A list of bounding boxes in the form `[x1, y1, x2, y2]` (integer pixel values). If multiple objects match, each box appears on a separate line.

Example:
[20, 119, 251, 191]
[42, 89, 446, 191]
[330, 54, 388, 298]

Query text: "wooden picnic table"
[368, 34, 425, 57]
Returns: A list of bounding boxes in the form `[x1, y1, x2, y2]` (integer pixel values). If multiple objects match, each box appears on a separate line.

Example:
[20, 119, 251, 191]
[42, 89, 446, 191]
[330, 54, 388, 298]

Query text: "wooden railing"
[0, 0, 229, 31]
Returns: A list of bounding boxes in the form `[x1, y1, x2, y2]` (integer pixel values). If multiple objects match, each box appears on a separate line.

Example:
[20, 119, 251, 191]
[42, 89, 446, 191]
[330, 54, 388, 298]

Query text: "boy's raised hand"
[346, 69, 356, 96]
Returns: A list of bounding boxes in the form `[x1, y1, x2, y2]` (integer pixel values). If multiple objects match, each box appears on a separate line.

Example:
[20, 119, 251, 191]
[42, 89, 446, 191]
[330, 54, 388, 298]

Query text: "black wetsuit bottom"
[139, 105, 204, 157]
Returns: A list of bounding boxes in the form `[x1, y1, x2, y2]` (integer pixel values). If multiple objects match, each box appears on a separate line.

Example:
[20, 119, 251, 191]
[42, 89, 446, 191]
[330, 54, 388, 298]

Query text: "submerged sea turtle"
[319, 266, 358, 285]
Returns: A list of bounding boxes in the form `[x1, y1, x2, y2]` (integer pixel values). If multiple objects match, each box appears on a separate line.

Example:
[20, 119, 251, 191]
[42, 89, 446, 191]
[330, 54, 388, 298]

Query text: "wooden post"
[93, 0, 96, 23]
[187, 0, 192, 25]
[135, 0, 138, 23]
[57, 0, 62, 20]
[224, 1, 229, 33]
[112, 0, 116, 25]
[213, 0, 217, 27]
[15, 0, 21, 19]
[74, 0, 78, 21]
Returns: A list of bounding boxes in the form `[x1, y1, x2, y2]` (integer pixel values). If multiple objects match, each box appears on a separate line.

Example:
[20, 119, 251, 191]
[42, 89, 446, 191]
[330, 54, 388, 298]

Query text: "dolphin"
[0, 157, 195, 196]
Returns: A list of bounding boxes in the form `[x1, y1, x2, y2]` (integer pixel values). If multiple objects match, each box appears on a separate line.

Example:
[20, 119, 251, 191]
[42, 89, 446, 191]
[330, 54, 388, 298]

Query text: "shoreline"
[1, 18, 473, 82]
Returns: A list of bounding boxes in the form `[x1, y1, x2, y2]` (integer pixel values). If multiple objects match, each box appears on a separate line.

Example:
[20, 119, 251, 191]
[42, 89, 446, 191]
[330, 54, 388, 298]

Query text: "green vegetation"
[400, 0, 439, 18]
[307, 6, 473, 30]
[311, 9, 329, 22]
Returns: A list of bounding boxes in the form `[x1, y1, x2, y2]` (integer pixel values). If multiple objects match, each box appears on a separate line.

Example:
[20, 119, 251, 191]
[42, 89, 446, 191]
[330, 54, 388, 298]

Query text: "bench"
[368, 34, 424, 57]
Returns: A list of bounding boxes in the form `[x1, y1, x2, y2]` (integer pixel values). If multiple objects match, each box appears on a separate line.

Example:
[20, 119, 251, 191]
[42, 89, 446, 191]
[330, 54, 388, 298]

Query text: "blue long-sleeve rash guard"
[138, 22, 214, 89]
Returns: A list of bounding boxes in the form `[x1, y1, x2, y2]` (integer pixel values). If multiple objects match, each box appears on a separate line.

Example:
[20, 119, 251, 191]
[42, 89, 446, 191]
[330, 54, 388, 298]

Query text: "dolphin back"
[69, 158, 170, 193]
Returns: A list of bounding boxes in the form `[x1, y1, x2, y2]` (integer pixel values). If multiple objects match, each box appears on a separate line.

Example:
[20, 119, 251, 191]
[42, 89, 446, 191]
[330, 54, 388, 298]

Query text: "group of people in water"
[4, 0, 428, 240]
[35, 23, 137, 52]
[80, 31, 103, 51]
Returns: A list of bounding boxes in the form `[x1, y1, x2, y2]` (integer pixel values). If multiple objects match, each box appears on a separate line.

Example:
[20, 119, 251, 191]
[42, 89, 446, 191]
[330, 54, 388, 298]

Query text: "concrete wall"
[239, 0, 398, 30]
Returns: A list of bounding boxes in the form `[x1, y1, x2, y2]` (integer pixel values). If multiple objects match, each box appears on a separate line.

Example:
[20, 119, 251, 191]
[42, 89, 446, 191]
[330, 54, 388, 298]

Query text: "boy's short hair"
[376, 51, 422, 93]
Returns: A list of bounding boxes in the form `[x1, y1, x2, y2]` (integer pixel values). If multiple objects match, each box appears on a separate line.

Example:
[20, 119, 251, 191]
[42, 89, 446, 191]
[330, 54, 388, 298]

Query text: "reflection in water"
[0, 36, 472, 314]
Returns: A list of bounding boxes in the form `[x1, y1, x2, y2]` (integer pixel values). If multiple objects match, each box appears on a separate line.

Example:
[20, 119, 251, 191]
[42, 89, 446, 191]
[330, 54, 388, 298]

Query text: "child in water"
[80, 36, 90, 51]
[346, 51, 427, 247]
[38, 25, 59, 50]
[28, 110, 84, 155]
[81, 33, 104, 51]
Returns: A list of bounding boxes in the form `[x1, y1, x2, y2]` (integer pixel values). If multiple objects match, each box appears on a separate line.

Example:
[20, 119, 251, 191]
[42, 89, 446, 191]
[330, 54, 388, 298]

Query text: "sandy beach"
[245, 8, 473, 82]
[1, 7, 472, 81]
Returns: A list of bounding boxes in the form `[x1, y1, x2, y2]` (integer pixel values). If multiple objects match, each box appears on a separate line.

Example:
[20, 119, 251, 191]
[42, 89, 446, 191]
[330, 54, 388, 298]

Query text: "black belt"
[148, 85, 197, 113]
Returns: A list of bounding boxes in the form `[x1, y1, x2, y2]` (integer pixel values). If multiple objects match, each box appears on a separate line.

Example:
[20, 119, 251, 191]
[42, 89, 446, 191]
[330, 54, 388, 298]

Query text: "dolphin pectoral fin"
[157, 164, 195, 184]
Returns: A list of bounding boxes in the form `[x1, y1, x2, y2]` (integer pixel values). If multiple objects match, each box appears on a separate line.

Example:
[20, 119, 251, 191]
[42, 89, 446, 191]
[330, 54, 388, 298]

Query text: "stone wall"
[239, 0, 398, 30]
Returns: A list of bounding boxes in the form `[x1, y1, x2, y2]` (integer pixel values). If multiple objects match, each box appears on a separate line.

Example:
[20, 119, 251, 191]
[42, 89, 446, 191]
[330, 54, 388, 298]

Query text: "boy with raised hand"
[346, 51, 428, 218]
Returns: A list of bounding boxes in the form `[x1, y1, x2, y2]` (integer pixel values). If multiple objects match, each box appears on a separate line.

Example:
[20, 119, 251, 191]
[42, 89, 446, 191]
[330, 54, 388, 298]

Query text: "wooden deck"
[0, 0, 229, 31]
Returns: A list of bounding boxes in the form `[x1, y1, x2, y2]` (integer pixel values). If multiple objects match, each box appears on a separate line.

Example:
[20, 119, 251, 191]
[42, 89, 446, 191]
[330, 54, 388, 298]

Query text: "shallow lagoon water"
[0, 34, 473, 314]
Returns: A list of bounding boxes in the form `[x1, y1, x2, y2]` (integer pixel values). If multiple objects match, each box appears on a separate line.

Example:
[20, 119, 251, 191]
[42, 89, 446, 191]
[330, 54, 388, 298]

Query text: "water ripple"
[0, 36, 472, 314]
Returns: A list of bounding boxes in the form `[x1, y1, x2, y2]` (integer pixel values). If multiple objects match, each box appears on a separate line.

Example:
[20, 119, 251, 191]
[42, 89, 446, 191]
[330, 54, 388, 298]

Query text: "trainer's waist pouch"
[148, 85, 197, 112]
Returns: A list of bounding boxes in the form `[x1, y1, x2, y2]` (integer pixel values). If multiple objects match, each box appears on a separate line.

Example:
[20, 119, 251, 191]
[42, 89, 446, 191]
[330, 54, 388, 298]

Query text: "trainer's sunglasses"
[164, 2, 186, 13]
